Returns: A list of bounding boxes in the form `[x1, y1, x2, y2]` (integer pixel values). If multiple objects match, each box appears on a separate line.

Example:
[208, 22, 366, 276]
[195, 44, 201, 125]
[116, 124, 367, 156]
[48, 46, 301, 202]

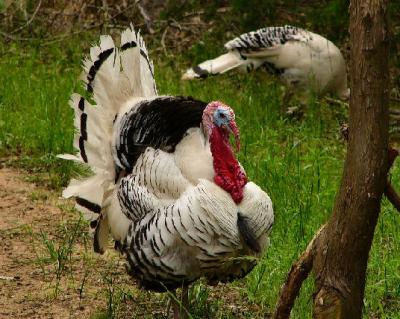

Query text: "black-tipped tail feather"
[192, 65, 210, 79]
[182, 52, 243, 80]
[76, 197, 102, 214]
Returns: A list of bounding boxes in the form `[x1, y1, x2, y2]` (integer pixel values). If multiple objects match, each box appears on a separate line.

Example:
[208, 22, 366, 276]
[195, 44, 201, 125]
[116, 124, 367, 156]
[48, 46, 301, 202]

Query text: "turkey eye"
[219, 113, 225, 118]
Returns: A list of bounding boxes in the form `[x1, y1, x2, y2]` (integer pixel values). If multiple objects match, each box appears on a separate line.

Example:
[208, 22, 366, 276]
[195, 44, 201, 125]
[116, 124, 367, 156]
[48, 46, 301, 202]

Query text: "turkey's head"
[202, 101, 247, 204]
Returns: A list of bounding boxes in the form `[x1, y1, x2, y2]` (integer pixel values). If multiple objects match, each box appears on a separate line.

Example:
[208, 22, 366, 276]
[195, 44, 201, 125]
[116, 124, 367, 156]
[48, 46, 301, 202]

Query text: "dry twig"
[136, 0, 155, 34]
[9, 0, 42, 34]
[161, 25, 170, 56]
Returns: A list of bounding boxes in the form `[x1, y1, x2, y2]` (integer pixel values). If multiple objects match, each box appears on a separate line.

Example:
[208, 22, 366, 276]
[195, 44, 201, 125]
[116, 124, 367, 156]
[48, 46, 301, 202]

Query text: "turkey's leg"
[172, 286, 189, 319]
[181, 285, 189, 318]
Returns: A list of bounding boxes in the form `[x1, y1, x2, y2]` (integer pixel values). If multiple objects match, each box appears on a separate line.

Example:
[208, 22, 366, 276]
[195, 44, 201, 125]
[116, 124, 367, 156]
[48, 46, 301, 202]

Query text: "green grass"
[30, 216, 85, 297]
[0, 38, 94, 188]
[0, 31, 399, 319]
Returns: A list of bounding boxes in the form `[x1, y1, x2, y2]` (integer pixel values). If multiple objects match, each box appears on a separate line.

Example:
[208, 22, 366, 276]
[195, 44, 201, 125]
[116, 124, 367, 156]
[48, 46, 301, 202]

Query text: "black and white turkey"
[60, 25, 274, 318]
[182, 25, 349, 100]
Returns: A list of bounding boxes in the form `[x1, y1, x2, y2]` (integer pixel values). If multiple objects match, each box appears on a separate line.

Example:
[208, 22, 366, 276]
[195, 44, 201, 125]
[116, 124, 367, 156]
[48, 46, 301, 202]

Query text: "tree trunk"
[312, 0, 390, 318]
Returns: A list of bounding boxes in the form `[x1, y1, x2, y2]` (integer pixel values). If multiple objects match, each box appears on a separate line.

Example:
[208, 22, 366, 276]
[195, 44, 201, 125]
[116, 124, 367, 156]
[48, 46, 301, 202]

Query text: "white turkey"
[182, 25, 349, 100]
[59, 25, 274, 318]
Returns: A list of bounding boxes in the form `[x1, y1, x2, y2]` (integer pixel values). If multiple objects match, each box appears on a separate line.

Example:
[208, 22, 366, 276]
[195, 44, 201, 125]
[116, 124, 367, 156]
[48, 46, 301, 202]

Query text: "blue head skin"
[213, 107, 233, 128]
[201, 101, 240, 151]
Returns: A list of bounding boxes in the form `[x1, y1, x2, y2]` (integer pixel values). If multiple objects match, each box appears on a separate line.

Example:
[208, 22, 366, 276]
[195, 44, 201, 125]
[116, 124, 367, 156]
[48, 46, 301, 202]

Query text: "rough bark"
[312, 1, 390, 318]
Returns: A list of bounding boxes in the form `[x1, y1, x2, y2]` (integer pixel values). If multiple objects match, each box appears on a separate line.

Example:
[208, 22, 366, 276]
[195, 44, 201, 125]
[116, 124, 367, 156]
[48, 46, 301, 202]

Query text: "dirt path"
[0, 167, 118, 318]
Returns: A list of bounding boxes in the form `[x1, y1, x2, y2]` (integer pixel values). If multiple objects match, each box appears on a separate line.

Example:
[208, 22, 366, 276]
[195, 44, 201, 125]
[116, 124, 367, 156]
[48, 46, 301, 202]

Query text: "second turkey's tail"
[182, 52, 255, 80]
[59, 25, 157, 253]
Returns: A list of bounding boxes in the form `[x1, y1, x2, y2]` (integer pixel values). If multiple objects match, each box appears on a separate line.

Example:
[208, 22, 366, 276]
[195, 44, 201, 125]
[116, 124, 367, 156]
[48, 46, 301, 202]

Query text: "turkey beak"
[229, 119, 240, 152]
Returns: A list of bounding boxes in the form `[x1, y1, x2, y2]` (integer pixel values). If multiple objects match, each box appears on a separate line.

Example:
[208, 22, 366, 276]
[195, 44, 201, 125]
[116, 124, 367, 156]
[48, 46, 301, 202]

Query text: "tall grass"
[0, 37, 94, 187]
[0, 30, 399, 318]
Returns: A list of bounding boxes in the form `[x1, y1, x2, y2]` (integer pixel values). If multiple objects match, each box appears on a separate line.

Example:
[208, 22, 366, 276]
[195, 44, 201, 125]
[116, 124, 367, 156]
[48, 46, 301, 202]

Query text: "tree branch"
[272, 225, 326, 319]
[384, 182, 400, 212]
[384, 147, 400, 212]
[340, 126, 399, 213]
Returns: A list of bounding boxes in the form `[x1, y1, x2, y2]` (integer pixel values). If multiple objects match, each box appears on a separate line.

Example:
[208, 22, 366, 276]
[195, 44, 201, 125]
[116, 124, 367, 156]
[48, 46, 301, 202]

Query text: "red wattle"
[210, 126, 247, 203]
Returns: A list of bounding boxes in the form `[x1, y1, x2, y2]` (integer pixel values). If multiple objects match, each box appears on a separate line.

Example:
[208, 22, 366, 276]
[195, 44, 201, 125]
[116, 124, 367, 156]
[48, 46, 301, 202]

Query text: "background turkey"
[182, 25, 349, 102]
[59, 25, 274, 318]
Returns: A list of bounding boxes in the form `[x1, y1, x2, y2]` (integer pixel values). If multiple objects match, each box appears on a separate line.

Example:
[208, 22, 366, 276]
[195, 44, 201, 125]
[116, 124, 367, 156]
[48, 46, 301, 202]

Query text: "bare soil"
[0, 167, 118, 318]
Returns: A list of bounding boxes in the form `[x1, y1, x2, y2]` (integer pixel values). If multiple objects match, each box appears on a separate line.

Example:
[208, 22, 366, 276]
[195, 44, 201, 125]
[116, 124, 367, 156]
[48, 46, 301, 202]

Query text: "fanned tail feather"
[60, 25, 157, 253]
[120, 26, 157, 98]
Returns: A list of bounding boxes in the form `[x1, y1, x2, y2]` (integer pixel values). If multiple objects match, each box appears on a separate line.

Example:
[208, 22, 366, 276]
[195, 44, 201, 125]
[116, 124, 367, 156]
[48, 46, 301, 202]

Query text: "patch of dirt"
[0, 167, 118, 319]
